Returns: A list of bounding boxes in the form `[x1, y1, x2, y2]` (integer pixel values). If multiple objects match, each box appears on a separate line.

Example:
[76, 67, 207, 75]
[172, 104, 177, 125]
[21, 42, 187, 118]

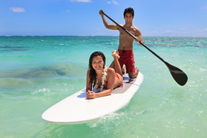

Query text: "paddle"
[102, 12, 188, 86]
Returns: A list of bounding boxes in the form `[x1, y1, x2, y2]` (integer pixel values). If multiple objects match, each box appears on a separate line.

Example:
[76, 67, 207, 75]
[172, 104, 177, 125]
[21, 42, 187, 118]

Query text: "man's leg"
[128, 67, 139, 78]
[124, 50, 138, 78]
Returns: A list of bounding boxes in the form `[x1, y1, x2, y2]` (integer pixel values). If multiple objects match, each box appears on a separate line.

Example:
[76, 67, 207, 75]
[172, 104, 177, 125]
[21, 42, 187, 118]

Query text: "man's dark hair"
[124, 7, 134, 17]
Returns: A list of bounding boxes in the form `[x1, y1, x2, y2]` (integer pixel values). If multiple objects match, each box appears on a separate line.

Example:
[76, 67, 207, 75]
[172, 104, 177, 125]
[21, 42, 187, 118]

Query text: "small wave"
[31, 88, 51, 95]
[0, 45, 27, 51]
[87, 112, 126, 128]
[200, 68, 206, 72]
[0, 63, 75, 79]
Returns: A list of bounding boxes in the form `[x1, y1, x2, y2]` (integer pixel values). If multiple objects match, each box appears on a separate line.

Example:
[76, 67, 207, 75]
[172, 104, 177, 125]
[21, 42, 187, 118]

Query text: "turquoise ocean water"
[0, 36, 207, 138]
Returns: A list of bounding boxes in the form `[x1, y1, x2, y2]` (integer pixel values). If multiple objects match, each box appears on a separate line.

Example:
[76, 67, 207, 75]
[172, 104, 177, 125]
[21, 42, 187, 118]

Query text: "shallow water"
[0, 36, 207, 138]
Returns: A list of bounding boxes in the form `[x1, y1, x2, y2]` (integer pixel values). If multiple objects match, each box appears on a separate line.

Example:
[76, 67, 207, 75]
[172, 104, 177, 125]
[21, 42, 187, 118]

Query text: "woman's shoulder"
[87, 68, 91, 74]
[106, 67, 115, 74]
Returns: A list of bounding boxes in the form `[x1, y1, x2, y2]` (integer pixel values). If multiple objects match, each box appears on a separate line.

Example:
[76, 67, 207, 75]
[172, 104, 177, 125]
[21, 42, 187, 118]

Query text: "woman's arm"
[86, 68, 95, 99]
[86, 68, 92, 92]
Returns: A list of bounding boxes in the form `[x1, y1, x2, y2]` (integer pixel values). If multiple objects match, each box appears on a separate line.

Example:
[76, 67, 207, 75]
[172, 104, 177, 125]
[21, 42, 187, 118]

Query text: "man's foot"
[128, 66, 139, 78]
[112, 50, 120, 59]
[136, 66, 139, 75]
[122, 65, 126, 74]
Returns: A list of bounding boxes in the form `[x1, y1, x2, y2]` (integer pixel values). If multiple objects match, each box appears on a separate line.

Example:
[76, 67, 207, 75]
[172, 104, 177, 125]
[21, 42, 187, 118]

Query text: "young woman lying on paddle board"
[86, 50, 123, 99]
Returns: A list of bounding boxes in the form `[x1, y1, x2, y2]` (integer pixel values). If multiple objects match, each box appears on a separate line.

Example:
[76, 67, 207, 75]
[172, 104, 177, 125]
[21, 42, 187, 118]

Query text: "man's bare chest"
[119, 27, 136, 36]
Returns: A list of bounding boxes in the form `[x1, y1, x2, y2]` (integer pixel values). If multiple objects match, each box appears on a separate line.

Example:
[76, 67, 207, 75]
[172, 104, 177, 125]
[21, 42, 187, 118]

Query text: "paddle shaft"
[103, 12, 166, 63]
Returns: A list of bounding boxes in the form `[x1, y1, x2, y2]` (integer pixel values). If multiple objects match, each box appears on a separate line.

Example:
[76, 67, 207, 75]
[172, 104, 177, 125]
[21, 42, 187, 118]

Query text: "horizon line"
[1, 35, 207, 38]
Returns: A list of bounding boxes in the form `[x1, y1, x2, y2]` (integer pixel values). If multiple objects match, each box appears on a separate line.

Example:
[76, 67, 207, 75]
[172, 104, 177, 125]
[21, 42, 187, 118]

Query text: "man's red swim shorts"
[118, 49, 136, 73]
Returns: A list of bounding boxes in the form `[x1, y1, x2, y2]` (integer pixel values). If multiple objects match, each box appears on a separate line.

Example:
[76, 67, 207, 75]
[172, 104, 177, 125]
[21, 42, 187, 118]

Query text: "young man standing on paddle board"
[99, 8, 144, 78]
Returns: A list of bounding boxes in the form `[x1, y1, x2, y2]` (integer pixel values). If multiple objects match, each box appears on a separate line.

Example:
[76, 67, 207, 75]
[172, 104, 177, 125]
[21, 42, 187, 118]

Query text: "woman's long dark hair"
[89, 51, 106, 87]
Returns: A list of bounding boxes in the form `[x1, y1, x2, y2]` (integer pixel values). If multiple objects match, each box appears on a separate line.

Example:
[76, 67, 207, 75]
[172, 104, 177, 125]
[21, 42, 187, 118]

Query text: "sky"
[0, 0, 207, 37]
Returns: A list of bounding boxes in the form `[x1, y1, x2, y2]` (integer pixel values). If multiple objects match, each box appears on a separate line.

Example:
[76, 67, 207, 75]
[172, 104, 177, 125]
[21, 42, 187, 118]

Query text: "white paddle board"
[42, 72, 144, 124]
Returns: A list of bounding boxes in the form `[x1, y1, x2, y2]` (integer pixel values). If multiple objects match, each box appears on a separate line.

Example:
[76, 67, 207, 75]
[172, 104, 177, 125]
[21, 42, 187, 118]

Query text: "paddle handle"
[103, 12, 166, 63]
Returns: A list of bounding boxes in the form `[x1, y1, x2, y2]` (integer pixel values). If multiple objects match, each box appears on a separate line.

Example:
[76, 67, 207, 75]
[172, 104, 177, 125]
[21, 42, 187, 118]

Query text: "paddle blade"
[166, 62, 188, 86]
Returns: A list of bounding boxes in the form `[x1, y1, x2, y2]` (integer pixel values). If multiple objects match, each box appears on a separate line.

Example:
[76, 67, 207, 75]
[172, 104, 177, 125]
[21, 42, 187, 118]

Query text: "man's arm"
[135, 28, 144, 45]
[99, 10, 118, 30]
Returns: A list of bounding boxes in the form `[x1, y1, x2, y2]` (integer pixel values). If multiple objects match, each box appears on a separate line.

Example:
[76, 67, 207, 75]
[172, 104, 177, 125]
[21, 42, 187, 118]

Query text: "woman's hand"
[86, 90, 97, 99]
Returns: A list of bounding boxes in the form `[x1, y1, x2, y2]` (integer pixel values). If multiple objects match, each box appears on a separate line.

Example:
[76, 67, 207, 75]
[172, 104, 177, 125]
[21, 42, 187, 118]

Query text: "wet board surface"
[42, 72, 144, 124]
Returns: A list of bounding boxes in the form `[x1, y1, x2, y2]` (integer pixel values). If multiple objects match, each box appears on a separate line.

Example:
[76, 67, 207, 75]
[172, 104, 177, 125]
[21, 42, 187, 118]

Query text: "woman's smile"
[92, 56, 104, 70]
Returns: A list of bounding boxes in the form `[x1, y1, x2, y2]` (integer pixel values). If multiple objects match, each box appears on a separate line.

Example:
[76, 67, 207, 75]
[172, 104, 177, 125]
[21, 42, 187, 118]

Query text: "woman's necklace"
[93, 66, 107, 92]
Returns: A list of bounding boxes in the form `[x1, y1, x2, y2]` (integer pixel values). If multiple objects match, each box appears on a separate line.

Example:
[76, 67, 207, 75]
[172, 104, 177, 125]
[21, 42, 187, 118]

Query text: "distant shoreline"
[0, 35, 207, 38]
